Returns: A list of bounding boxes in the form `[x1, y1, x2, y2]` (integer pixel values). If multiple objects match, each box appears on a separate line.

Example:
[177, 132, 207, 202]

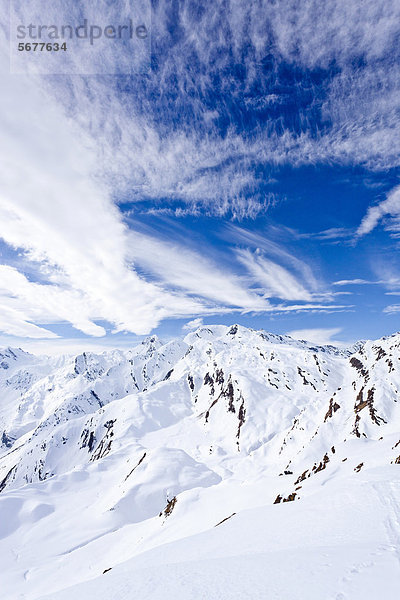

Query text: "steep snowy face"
[0, 348, 57, 448]
[180, 325, 349, 457]
[346, 335, 400, 438]
[0, 325, 399, 599]
[271, 332, 400, 504]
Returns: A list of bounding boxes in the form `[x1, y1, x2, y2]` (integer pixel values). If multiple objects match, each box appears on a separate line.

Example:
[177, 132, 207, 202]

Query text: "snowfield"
[0, 325, 399, 599]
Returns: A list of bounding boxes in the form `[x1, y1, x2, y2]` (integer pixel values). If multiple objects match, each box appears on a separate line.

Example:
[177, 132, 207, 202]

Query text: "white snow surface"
[0, 325, 399, 599]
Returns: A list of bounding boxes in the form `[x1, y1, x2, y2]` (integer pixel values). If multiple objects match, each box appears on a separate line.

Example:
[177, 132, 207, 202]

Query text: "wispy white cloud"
[236, 248, 313, 302]
[182, 318, 204, 331]
[383, 304, 400, 315]
[0, 45, 270, 338]
[266, 1, 400, 69]
[356, 186, 400, 237]
[2, 0, 396, 220]
[0, 87, 189, 337]
[127, 229, 267, 309]
[286, 327, 348, 347]
[229, 228, 333, 304]
[0, 2, 397, 341]
[333, 279, 378, 286]
[268, 304, 351, 315]
[0, 304, 59, 339]
[308, 228, 353, 242]
[0, 50, 345, 339]
[226, 225, 321, 291]
[333, 276, 400, 293]
[0, 266, 104, 337]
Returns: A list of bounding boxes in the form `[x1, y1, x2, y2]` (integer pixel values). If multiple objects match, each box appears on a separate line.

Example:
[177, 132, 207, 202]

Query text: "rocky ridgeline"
[0, 325, 400, 506]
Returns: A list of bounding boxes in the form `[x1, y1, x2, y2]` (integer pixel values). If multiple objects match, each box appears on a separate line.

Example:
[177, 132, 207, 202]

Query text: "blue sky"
[1, 1, 400, 353]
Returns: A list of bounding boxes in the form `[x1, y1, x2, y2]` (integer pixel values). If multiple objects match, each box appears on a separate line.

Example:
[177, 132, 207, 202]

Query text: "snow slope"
[0, 325, 399, 599]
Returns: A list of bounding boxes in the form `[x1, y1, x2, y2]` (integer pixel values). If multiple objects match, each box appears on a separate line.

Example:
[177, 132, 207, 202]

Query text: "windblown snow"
[0, 325, 399, 599]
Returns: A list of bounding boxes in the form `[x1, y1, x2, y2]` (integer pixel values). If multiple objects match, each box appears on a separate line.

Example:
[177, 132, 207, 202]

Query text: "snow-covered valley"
[1, 325, 399, 599]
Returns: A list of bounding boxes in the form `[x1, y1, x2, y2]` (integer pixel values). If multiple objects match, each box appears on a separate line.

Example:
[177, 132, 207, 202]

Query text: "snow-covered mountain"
[1, 325, 399, 599]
